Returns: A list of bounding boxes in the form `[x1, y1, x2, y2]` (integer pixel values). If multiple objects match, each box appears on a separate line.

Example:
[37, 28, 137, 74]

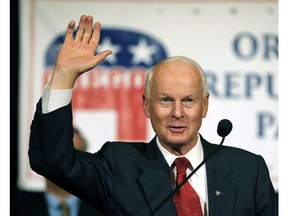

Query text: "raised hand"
[49, 15, 112, 89]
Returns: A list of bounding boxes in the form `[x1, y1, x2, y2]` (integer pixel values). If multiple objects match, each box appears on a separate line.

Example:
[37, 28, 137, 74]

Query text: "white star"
[98, 37, 121, 64]
[128, 38, 158, 65]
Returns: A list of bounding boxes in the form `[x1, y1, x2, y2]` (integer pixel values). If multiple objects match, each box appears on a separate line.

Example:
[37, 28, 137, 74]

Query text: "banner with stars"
[18, 0, 278, 191]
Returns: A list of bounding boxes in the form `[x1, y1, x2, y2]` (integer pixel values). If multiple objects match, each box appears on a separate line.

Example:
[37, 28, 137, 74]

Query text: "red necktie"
[173, 157, 203, 216]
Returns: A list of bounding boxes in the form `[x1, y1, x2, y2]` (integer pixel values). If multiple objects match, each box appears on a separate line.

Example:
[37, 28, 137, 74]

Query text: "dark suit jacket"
[11, 189, 103, 216]
[28, 100, 278, 216]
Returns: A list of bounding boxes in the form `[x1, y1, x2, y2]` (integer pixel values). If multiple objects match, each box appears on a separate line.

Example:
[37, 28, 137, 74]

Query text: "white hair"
[144, 56, 207, 98]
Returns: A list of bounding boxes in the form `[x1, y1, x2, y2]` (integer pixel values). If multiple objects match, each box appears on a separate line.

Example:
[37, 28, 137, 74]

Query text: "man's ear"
[142, 94, 150, 118]
[202, 92, 210, 118]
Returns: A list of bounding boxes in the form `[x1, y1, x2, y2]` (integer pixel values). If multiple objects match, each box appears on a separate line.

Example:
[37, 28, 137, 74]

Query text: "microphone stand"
[150, 136, 226, 216]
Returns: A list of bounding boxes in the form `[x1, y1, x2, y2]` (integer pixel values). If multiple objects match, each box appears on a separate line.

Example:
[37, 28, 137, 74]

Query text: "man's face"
[143, 59, 209, 154]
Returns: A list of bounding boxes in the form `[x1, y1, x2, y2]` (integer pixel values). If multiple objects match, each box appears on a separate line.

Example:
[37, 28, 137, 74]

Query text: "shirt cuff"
[41, 84, 73, 114]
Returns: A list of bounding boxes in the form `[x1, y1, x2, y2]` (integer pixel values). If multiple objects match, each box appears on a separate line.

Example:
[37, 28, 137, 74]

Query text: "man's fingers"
[89, 21, 101, 48]
[82, 16, 93, 43]
[64, 20, 75, 44]
[94, 50, 113, 65]
[75, 15, 87, 41]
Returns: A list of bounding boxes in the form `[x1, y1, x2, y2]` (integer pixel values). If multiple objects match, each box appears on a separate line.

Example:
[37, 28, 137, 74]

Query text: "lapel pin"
[215, 190, 224, 196]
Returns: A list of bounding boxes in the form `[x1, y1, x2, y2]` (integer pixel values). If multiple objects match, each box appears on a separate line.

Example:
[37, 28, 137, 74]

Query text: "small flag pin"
[215, 190, 224, 196]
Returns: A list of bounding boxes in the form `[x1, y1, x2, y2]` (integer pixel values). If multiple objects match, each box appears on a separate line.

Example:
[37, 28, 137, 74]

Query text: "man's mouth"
[168, 125, 186, 133]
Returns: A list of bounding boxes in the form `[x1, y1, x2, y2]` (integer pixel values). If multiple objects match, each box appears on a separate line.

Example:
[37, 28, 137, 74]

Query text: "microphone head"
[217, 119, 233, 137]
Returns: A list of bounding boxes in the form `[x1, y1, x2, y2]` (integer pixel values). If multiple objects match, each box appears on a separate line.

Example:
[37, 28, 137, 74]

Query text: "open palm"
[50, 15, 112, 89]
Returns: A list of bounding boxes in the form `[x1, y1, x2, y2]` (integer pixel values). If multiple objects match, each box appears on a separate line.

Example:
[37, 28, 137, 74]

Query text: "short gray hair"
[144, 56, 207, 98]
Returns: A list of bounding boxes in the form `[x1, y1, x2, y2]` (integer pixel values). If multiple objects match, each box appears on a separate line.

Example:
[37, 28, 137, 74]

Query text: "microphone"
[150, 119, 233, 215]
[217, 119, 233, 138]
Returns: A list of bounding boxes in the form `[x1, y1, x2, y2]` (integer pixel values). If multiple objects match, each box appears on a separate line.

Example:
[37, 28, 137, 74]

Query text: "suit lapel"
[136, 137, 177, 215]
[202, 138, 237, 216]
[136, 136, 238, 216]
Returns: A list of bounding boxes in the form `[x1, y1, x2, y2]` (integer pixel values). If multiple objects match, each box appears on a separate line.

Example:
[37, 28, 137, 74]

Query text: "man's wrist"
[42, 84, 73, 113]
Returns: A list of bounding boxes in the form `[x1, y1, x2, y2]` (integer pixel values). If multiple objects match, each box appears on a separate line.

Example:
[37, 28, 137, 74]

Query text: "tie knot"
[174, 157, 190, 173]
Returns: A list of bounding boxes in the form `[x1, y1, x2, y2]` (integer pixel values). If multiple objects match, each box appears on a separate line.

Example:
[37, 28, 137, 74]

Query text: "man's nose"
[170, 101, 184, 119]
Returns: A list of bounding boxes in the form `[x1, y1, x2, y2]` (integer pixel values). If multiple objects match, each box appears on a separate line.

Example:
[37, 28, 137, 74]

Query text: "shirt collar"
[156, 133, 204, 169]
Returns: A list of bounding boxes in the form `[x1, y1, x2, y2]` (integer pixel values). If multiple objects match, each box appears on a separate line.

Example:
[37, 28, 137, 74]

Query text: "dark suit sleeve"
[78, 200, 104, 216]
[29, 99, 75, 179]
[28, 99, 114, 210]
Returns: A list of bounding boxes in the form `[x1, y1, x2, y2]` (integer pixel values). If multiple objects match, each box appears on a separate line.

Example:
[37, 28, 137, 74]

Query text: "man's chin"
[164, 138, 188, 148]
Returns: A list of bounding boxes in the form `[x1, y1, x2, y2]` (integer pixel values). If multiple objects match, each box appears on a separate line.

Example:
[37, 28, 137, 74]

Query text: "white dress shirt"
[42, 85, 73, 113]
